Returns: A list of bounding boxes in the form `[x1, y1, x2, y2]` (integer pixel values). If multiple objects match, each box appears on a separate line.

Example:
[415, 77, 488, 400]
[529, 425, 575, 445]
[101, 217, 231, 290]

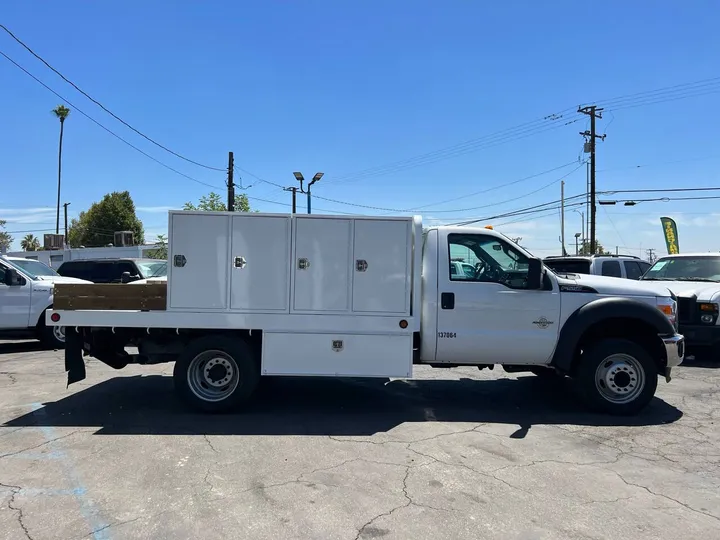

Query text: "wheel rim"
[594, 353, 645, 404]
[186, 350, 240, 403]
[53, 325, 66, 343]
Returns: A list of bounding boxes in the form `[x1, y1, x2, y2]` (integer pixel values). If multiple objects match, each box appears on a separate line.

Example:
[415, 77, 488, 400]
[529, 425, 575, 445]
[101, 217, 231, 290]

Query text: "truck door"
[0, 261, 32, 329]
[435, 231, 561, 365]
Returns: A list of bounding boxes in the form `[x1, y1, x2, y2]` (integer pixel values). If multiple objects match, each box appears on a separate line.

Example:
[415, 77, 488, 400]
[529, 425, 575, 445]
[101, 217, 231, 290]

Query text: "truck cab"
[0, 256, 91, 347]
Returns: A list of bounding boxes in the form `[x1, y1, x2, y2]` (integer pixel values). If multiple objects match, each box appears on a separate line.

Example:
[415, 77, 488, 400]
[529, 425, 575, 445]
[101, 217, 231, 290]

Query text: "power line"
[314, 164, 588, 214]
[329, 115, 581, 184]
[601, 186, 720, 195]
[597, 154, 720, 173]
[408, 160, 583, 210]
[588, 76, 720, 110]
[0, 49, 223, 190]
[0, 23, 225, 172]
[328, 76, 720, 187]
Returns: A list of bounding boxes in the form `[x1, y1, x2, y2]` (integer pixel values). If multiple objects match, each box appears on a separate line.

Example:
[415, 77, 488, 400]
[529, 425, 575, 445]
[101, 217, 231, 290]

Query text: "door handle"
[441, 292, 455, 310]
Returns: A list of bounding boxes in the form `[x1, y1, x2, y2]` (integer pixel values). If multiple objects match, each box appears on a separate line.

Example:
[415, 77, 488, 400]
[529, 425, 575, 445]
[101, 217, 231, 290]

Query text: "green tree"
[0, 219, 12, 252]
[52, 105, 70, 234]
[146, 233, 168, 259]
[183, 191, 251, 212]
[67, 191, 145, 247]
[20, 234, 41, 251]
[578, 239, 610, 255]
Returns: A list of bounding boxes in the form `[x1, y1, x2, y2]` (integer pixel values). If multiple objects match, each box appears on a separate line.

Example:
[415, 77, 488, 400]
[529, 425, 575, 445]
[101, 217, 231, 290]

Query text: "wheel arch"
[34, 303, 54, 328]
[551, 297, 674, 374]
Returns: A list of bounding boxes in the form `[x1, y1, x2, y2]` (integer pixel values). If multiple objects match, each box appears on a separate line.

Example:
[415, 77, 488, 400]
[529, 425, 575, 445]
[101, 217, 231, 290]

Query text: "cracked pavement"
[0, 339, 719, 539]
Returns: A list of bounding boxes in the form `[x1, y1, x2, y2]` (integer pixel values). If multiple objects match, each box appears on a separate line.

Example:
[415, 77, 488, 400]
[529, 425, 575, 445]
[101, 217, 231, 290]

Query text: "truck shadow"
[3, 374, 683, 437]
[0, 340, 49, 355]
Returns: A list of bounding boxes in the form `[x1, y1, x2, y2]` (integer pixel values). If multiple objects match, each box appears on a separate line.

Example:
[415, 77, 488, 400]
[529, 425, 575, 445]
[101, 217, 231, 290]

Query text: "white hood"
[38, 276, 93, 285]
[128, 276, 167, 285]
[638, 279, 720, 302]
[556, 273, 673, 297]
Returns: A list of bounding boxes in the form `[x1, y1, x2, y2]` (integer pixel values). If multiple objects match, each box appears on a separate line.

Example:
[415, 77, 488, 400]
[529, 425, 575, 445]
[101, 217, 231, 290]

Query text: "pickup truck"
[640, 252, 720, 357]
[0, 256, 91, 347]
[48, 212, 684, 415]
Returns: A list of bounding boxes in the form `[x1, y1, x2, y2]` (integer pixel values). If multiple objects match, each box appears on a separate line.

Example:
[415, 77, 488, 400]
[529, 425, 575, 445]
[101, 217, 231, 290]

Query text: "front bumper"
[678, 324, 720, 348]
[662, 333, 685, 369]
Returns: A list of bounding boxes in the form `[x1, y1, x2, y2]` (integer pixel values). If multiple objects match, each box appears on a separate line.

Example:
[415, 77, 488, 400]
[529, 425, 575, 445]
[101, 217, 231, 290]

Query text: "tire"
[173, 335, 260, 413]
[38, 312, 66, 349]
[574, 338, 658, 416]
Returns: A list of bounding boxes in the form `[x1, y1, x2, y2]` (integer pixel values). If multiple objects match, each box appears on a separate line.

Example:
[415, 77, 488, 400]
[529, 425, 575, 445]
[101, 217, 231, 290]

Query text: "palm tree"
[52, 105, 70, 235]
[20, 234, 40, 251]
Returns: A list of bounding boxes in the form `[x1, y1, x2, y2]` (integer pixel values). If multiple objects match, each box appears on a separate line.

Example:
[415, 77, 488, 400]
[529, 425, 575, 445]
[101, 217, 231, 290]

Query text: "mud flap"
[65, 327, 86, 386]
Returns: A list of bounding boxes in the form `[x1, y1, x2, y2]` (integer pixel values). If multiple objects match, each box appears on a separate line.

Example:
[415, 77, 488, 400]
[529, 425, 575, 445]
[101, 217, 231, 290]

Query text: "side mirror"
[120, 271, 131, 284]
[526, 257, 543, 290]
[3, 268, 23, 286]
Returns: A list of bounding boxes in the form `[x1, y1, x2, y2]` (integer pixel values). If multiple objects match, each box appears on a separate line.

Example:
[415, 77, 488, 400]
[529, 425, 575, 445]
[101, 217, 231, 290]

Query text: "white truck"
[0, 256, 91, 347]
[47, 211, 685, 415]
[640, 252, 720, 356]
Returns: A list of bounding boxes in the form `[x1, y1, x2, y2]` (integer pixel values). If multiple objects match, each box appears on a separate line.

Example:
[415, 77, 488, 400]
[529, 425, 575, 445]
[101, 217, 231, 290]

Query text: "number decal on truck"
[438, 332, 457, 338]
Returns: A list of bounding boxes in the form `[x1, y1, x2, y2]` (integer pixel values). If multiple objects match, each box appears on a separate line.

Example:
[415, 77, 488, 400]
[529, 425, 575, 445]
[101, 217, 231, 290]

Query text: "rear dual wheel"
[173, 336, 259, 413]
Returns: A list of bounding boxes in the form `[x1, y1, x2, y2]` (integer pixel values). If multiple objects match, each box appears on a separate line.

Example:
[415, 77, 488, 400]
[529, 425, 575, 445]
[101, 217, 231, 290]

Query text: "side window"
[638, 261, 651, 275]
[0, 263, 6, 283]
[448, 233, 531, 289]
[602, 260, 622, 278]
[624, 261, 643, 280]
[91, 262, 118, 283]
[117, 262, 137, 276]
[59, 262, 87, 280]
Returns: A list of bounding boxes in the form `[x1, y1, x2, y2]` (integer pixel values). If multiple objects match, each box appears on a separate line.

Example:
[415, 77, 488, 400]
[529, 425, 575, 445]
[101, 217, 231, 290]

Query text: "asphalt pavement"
[1, 339, 719, 540]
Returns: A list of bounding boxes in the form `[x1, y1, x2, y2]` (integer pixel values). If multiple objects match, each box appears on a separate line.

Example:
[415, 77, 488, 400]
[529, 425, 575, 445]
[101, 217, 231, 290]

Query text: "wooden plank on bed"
[53, 283, 167, 311]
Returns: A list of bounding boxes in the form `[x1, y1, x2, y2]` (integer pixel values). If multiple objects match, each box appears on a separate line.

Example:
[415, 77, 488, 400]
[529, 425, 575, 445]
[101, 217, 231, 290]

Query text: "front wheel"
[173, 335, 260, 413]
[574, 338, 658, 416]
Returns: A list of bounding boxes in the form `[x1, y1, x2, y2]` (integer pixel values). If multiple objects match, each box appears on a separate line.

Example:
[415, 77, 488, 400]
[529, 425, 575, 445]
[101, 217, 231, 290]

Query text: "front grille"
[677, 297, 695, 324]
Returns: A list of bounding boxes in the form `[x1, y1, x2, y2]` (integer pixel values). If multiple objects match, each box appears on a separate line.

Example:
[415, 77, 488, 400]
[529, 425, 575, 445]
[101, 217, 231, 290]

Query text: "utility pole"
[560, 180, 566, 256]
[227, 152, 235, 212]
[579, 106, 606, 254]
[646, 248, 657, 263]
[284, 187, 298, 214]
[62, 202, 70, 247]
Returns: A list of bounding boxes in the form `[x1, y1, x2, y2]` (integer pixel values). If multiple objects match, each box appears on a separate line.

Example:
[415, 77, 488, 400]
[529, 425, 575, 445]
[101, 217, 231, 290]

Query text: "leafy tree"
[67, 191, 145, 247]
[183, 191, 251, 212]
[578, 239, 610, 255]
[20, 234, 41, 251]
[146, 233, 168, 259]
[0, 219, 12, 252]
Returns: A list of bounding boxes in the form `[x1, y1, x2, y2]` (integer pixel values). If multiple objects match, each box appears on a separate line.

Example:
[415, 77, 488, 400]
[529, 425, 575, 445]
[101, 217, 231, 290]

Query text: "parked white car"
[0, 256, 91, 347]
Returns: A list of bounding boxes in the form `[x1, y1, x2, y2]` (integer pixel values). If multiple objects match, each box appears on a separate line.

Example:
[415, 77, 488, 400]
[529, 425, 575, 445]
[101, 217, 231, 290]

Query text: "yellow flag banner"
[660, 217, 679, 254]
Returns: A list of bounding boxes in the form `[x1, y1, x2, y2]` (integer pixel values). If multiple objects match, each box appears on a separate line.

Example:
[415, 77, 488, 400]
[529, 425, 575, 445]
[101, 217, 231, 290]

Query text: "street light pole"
[293, 171, 324, 214]
[573, 209, 584, 253]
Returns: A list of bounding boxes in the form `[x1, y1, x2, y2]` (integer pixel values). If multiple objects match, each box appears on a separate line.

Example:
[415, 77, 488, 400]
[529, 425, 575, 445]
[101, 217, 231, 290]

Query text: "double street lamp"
[292, 172, 324, 214]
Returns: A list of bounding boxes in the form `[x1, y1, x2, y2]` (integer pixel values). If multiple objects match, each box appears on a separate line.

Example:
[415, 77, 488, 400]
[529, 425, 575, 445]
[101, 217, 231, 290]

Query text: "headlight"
[656, 297, 677, 328]
[698, 302, 719, 325]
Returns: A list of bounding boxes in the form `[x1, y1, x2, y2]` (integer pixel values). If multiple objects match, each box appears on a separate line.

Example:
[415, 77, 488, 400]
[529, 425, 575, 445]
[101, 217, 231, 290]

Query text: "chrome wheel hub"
[187, 350, 240, 403]
[594, 354, 645, 404]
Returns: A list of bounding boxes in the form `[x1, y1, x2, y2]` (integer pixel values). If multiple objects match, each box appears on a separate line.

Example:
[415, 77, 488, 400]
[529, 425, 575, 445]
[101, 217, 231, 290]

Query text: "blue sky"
[1, 0, 719, 257]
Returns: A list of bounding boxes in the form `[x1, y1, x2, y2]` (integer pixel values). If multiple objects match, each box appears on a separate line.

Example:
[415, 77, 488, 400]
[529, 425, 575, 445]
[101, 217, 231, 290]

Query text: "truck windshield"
[6, 259, 59, 280]
[642, 256, 720, 282]
[136, 261, 168, 278]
